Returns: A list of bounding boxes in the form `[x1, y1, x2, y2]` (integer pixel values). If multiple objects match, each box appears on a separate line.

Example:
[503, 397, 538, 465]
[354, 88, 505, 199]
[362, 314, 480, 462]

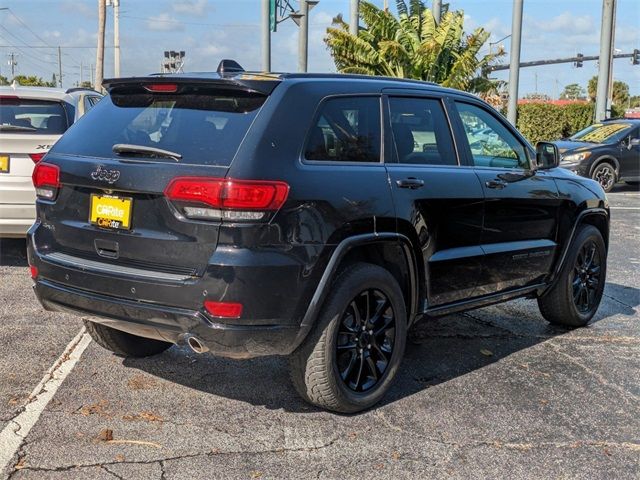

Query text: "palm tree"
[325, 0, 503, 93]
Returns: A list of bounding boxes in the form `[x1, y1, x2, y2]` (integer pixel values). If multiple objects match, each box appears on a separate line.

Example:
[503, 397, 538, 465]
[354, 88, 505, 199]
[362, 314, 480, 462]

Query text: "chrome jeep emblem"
[90, 165, 120, 184]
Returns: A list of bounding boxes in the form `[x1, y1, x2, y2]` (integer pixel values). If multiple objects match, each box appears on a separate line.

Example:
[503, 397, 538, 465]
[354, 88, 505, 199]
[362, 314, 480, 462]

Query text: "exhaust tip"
[185, 334, 209, 354]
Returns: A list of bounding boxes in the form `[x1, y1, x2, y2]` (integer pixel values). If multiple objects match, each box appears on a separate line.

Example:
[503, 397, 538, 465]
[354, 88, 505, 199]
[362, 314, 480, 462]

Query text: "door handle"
[485, 179, 507, 189]
[396, 178, 425, 189]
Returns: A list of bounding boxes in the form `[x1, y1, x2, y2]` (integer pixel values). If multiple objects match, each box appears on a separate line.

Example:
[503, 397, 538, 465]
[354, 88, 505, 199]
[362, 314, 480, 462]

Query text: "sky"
[0, 0, 638, 97]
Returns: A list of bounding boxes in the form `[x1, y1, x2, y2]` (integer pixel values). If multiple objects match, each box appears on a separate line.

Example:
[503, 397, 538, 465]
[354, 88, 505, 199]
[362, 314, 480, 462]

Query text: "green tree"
[587, 76, 630, 106]
[324, 0, 503, 92]
[560, 83, 585, 100]
[612, 81, 630, 107]
[0, 75, 9, 86]
[629, 95, 640, 109]
[12, 75, 56, 87]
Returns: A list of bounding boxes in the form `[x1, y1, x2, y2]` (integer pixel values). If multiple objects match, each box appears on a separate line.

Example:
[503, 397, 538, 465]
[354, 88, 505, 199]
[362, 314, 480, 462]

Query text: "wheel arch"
[293, 233, 421, 351]
[589, 155, 620, 177]
[543, 208, 609, 295]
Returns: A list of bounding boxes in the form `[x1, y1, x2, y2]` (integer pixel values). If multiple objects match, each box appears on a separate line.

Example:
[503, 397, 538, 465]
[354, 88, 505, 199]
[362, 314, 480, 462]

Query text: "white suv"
[0, 83, 102, 237]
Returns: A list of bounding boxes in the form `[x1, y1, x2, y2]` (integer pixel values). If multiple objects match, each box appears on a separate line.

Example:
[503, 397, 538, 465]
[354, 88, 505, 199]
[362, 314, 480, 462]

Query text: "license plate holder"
[90, 194, 133, 230]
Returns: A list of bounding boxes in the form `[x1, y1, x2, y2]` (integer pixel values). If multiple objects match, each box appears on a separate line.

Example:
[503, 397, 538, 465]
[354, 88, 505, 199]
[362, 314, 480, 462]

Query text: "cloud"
[172, 0, 209, 17]
[146, 13, 185, 32]
[534, 12, 594, 34]
[60, 1, 94, 19]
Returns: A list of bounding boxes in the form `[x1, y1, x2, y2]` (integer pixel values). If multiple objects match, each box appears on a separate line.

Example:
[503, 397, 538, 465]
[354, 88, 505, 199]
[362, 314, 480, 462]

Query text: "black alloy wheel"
[335, 289, 396, 393]
[572, 240, 602, 313]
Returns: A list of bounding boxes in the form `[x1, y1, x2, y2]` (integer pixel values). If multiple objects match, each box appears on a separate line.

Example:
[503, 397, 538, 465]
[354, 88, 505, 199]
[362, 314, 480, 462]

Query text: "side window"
[388, 97, 457, 165]
[83, 96, 101, 113]
[305, 96, 381, 163]
[455, 102, 529, 169]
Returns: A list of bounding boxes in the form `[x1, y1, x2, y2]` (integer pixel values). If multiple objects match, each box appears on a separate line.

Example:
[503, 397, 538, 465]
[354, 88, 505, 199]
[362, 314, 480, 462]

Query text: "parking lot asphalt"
[0, 185, 638, 479]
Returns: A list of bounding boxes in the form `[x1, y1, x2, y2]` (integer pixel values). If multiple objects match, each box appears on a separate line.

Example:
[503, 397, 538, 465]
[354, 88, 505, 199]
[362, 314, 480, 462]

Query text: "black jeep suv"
[554, 118, 640, 192]
[28, 62, 609, 413]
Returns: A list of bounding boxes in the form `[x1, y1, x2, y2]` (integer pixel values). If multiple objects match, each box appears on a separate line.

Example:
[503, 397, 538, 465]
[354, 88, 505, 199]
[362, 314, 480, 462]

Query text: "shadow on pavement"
[0, 238, 28, 267]
[124, 282, 638, 414]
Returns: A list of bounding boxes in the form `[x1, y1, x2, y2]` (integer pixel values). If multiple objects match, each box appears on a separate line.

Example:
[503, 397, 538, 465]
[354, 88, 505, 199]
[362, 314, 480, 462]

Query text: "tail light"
[32, 162, 60, 200]
[164, 177, 289, 222]
[144, 84, 178, 93]
[29, 265, 38, 280]
[29, 153, 46, 163]
[204, 301, 243, 318]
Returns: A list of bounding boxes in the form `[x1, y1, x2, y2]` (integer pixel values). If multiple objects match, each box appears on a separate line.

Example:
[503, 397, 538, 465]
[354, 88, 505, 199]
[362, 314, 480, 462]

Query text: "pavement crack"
[546, 342, 640, 404]
[603, 292, 637, 311]
[101, 465, 126, 480]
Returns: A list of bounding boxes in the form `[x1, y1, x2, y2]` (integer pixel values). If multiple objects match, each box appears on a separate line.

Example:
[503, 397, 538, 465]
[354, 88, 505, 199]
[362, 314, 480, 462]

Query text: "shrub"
[515, 103, 595, 145]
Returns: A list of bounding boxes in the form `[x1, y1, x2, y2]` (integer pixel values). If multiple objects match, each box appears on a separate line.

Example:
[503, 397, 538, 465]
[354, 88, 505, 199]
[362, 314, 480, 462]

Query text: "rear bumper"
[0, 204, 35, 237]
[34, 278, 303, 358]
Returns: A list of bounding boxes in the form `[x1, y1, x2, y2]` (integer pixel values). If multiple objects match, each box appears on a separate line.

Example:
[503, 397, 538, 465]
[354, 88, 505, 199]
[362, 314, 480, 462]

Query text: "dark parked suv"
[28, 62, 610, 412]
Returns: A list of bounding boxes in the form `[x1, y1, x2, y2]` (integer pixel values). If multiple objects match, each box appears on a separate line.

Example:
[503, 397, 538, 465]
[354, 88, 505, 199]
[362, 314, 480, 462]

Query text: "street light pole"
[262, 0, 271, 72]
[350, 0, 358, 36]
[507, 0, 523, 126]
[298, 0, 309, 72]
[113, 0, 120, 77]
[433, 0, 442, 23]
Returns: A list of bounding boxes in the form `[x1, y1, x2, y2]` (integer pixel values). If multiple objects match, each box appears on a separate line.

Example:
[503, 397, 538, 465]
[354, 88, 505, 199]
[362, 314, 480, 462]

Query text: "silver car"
[0, 83, 102, 237]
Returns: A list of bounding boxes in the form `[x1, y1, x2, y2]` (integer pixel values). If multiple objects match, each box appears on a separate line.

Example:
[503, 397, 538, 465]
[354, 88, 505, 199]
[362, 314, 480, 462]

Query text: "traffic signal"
[575, 53, 583, 68]
[633, 49, 639, 65]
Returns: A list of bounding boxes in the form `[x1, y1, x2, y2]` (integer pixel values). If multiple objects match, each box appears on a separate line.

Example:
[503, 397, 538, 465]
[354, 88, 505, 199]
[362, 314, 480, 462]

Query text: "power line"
[5, 8, 52, 47]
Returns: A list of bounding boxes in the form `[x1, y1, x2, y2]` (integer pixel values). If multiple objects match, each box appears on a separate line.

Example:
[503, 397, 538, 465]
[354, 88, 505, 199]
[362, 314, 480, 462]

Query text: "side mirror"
[536, 142, 560, 170]
[629, 138, 640, 150]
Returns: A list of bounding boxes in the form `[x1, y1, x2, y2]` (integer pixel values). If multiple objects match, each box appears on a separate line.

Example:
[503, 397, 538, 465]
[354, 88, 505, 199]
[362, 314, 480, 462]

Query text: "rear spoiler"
[103, 74, 281, 96]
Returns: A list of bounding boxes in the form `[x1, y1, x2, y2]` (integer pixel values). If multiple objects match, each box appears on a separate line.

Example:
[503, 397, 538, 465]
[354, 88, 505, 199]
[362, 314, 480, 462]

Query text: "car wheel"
[289, 262, 407, 413]
[83, 320, 172, 357]
[591, 162, 616, 192]
[537, 225, 606, 327]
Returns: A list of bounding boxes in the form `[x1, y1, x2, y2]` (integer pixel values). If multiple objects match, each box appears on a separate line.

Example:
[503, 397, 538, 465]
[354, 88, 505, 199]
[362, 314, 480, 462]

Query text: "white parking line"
[0, 328, 91, 472]
[610, 207, 640, 210]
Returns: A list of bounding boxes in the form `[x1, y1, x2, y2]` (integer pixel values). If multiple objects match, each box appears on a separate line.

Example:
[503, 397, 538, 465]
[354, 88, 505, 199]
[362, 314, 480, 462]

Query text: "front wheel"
[591, 162, 616, 192]
[538, 225, 606, 327]
[289, 263, 407, 413]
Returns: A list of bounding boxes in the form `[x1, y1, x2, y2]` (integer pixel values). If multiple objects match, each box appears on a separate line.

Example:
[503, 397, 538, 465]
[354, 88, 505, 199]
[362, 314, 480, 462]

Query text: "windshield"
[0, 98, 68, 134]
[51, 90, 266, 166]
[570, 122, 633, 144]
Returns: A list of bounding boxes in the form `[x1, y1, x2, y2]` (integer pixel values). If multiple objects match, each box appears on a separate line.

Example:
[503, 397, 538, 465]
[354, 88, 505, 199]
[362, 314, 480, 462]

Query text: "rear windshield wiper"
[0, 125, 37, 132]
[112, 143, 182, 161]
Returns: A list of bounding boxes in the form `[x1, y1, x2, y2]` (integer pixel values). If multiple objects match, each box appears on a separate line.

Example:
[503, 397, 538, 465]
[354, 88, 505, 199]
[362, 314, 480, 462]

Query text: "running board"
[423, 283, 545, 317]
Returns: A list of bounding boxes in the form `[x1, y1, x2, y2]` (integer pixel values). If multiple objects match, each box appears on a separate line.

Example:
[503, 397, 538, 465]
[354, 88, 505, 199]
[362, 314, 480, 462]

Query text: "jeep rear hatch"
[36, 78, 275, 293]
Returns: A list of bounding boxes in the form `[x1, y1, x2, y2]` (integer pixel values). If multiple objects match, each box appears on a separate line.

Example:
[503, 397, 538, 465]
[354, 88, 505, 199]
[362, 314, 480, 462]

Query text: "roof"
[103, 70, 464, 98]
[0, 83, 99, 101]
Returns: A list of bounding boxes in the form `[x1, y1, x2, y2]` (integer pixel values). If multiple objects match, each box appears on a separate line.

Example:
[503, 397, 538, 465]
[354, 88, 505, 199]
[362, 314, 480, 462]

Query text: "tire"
[591, 162, 616, 193]
[289, 262, 407, 413]
[83, 319, 172, 357]
[538, 225, 606, 327]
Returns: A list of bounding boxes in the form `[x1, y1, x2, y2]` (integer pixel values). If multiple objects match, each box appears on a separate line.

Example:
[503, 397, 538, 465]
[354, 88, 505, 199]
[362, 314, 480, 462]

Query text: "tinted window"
[388, 97, 457, 165]
[0, 99, 68, 134]
[52, 91, 265, 166]
[305, 96, 381, 163]
[83, 95, 101, 113]
[455, 102, 529, 169]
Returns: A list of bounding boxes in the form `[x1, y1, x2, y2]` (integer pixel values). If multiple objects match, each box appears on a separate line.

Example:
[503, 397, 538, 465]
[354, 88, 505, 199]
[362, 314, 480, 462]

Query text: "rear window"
[51, 90, 266, 166]
[0, 98, 68, 134]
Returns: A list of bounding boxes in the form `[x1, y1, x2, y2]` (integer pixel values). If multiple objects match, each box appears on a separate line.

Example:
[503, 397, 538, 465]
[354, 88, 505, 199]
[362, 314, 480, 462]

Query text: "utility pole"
[96, 0, 106, 92]
[90, 63, 94, 87]
[433, 0, 442, 23]
[507, 0, 523, 126]
[57, 46, 63, 87]
[349, 0, 358, 36]
[298, 0, 309, 72]
[262, 0, 270, 72]
[80, 61, 84, 86]
[6, 53, 17, 78]
[595, 0, 616, 121]
[113, 0, 120, 77]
